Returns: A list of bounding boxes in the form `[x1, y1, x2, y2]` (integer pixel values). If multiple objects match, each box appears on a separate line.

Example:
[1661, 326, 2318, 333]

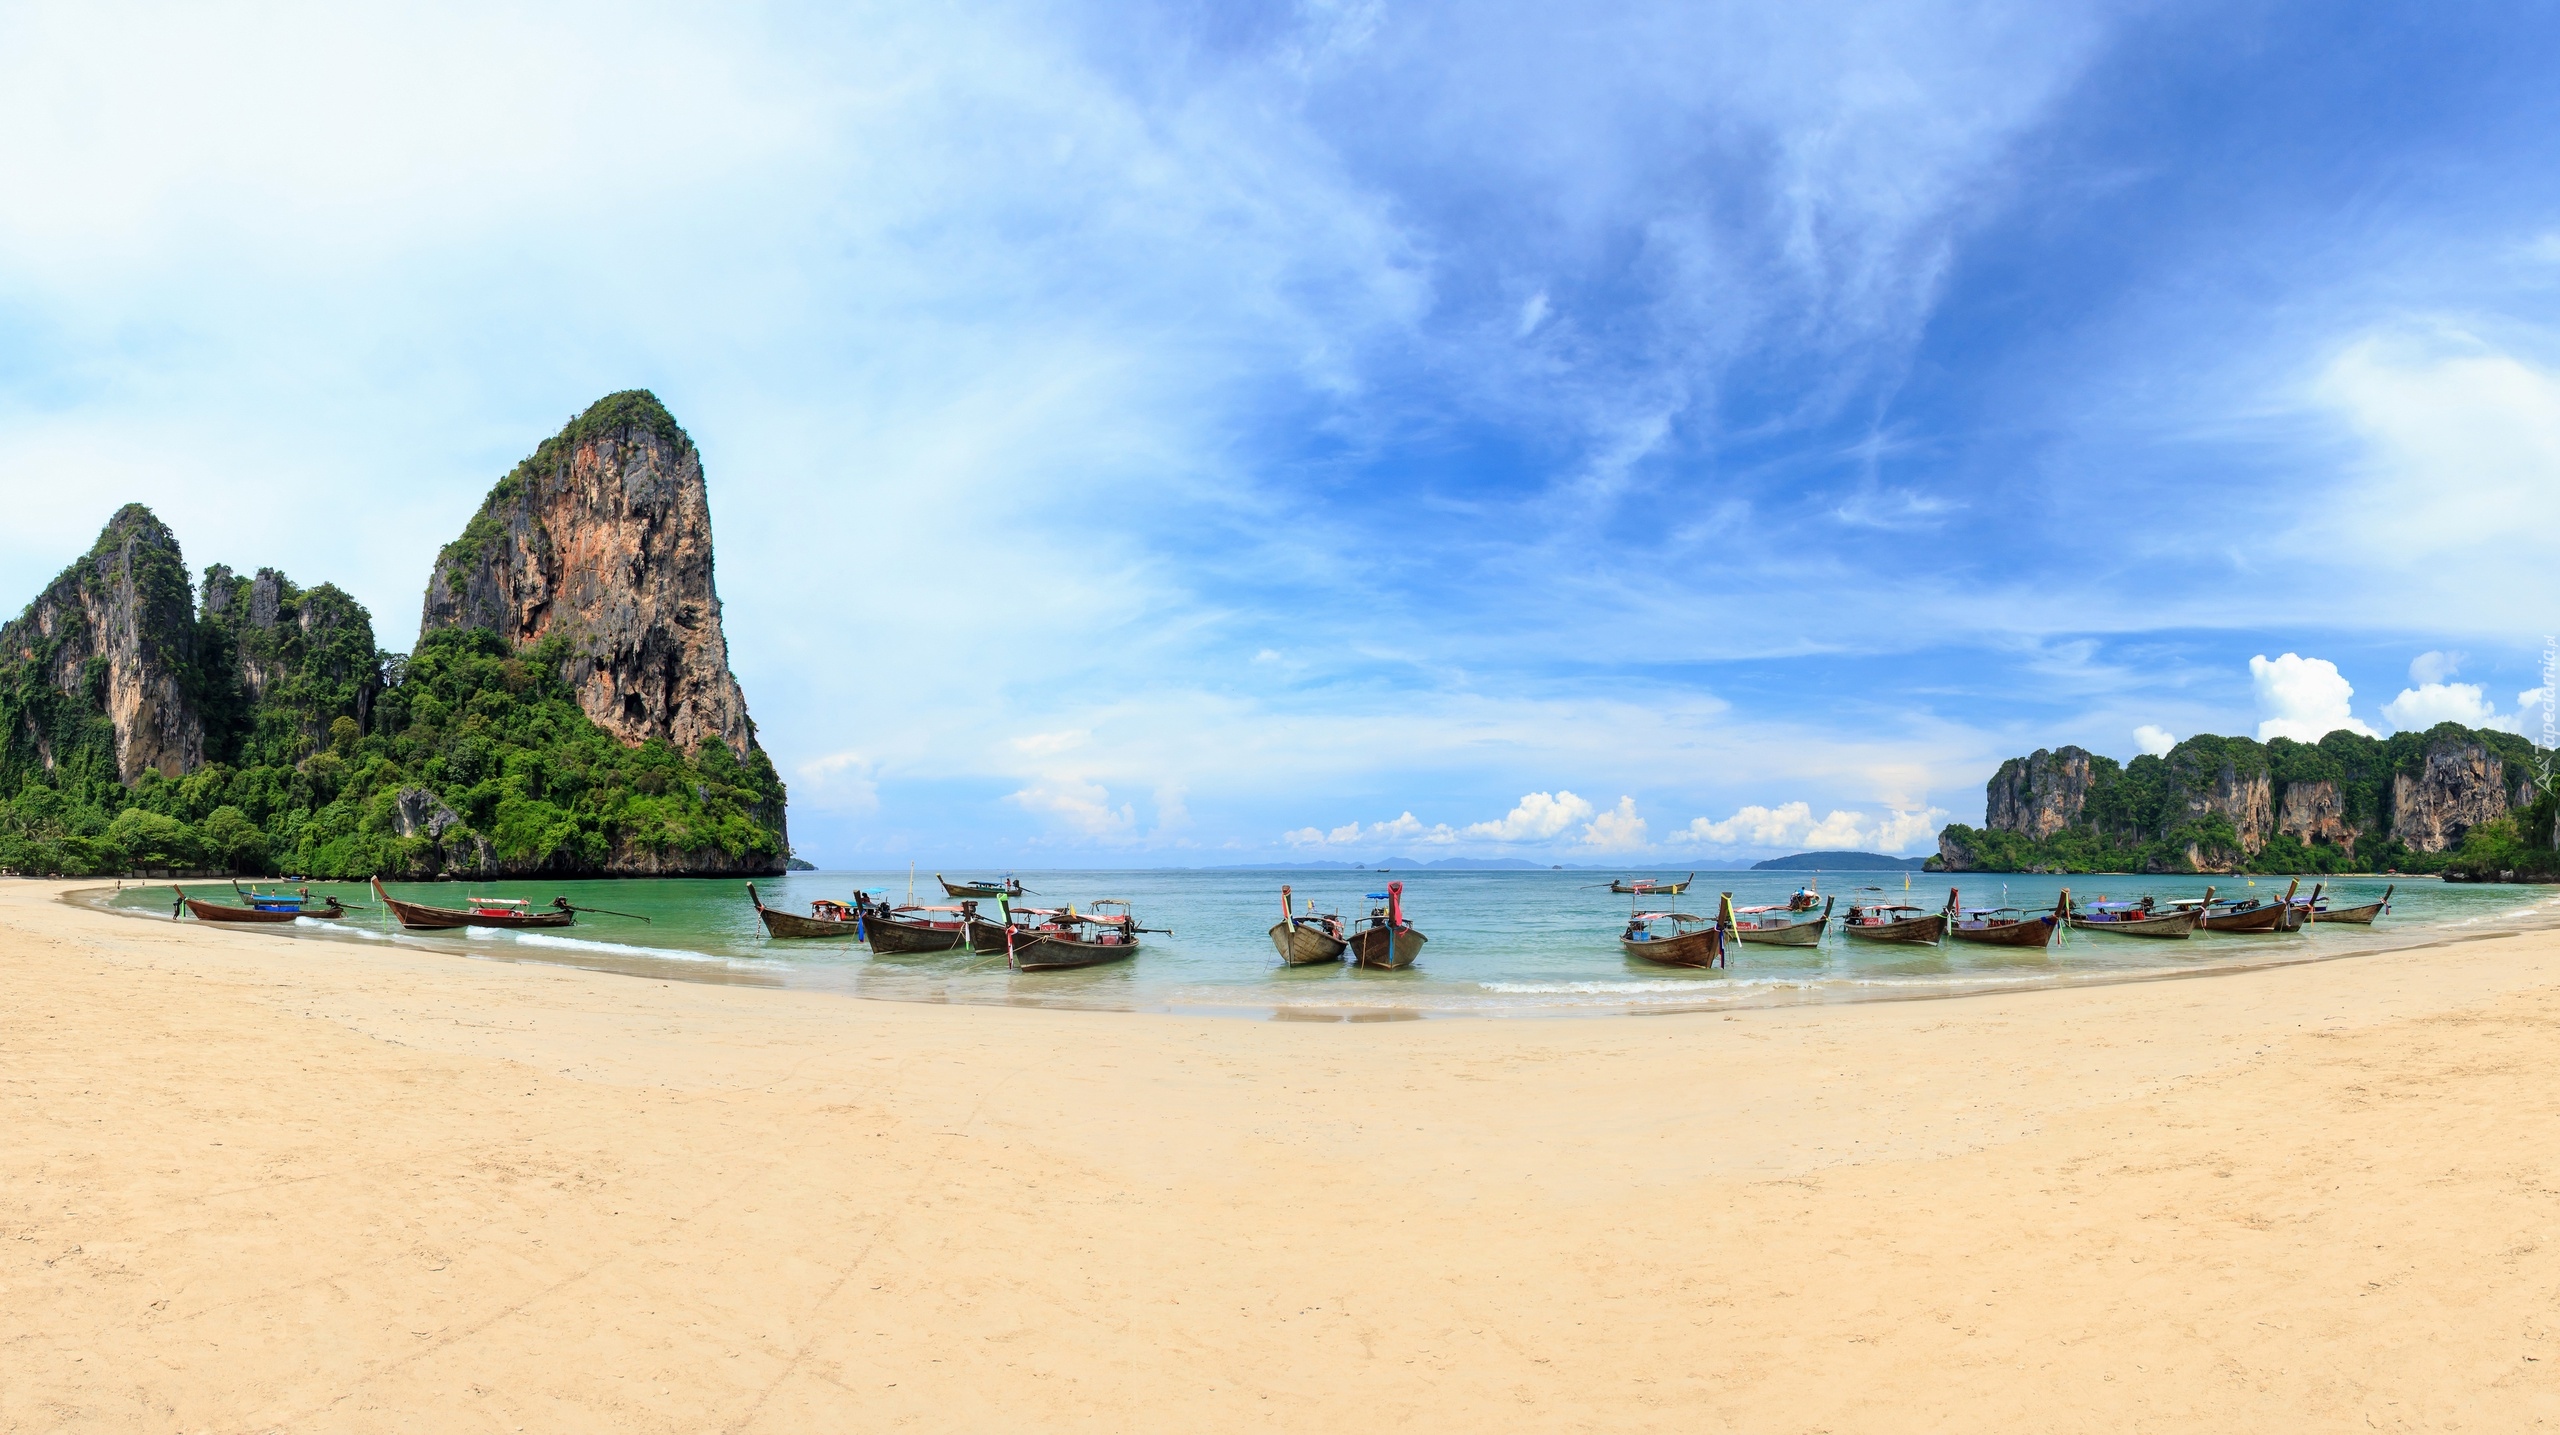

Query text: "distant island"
[1750, 851, 1931, 871]
[1932, 725, 2556, 880]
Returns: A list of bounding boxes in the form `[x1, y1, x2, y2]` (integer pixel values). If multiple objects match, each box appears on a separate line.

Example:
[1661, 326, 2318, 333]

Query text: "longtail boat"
[2276, 881, 2325, 932]
[174, 887, 344, 923]
[746, 882, 869, 940]
[1723, 893, 1831, 946]
[1006, 899, 1151, 971]
[861, 903, 972, 954]
[1608, 872, 1694, 896]
[938, 873, 1026, 900]
[1839, 900, 1945, 944]
[2313, 884, 2394, 924]
[1785, 881, 1823, 912]
[1621, 908, 1725, 968]
[2178, 878, 2300, 933]
[371, 877, 575, 931]
[1943, 888, 2066, 948]
[2066, 890, 2203, 938]
[1347, 880, 1426, 969]
[1268, 884, 1347, 966]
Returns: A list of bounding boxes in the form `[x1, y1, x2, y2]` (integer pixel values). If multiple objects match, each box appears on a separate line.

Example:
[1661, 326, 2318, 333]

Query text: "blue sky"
[1, 0, 2555, 866]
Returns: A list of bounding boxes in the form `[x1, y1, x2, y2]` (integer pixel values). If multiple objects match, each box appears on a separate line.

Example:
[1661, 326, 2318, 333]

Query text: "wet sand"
[9, 879, 2560, 1430]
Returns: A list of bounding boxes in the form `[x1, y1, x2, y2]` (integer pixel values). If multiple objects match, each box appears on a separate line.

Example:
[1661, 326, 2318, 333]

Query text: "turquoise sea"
[97, 869, 2560, 1018]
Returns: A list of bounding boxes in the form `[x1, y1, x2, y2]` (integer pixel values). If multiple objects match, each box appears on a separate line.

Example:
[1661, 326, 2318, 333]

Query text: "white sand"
[8, 879, 2560, 1431]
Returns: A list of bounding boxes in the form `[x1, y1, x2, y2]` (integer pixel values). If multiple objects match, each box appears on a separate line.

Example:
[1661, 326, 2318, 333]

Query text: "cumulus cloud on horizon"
[1669, 801, 1945, 854]
[2250, 653, 2380, 743]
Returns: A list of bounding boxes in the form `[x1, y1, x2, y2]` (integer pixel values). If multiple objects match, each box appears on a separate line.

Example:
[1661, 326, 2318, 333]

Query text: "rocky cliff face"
[2275, 779, 2357, 847]
[202, 565, 382, 739]
[2389, 736, 2509, 852]
[1985, 747, 2093, 839]
[0, 505, 204, 783]
[2176, 753, 2273, 853]
[420, 391, 757, 761]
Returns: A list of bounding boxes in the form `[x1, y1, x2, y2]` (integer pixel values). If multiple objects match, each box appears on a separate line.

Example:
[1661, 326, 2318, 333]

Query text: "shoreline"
[69, 878, 2560, 1022]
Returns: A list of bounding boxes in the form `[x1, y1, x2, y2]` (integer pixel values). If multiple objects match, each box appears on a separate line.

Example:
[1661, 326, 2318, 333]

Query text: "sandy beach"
[8, 882, 2560, 1431]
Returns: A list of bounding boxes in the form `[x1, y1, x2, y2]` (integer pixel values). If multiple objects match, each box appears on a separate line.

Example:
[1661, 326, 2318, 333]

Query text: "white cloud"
[2521, 688, 2556, 745]
[2133, 724, 2176, 757]
[1462, 790, 1595, 842]
[1579, 797, 1648, 850]
[1007, 779, 1135, 837]
[2409, 650, 2464, 685]
[1866, 809, 1947, 852]
[794, 751, 881, 815]
[1287, 811, 1458, 848]
[2249, 653, 2378, 742]
[1010, 729, 1091, 757]
[2315, 334, 2560, 601]
[1667, 801, 1946, 853]
[2382, 681, 2515, 734]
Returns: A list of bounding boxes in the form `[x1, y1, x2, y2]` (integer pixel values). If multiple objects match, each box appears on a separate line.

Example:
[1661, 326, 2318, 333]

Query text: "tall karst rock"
[420, 391, 760, 761]
[0, 504, 205, 784]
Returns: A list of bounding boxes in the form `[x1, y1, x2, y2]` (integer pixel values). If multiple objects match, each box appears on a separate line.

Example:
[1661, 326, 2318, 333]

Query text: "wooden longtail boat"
[1622, 908, 1725, 968]
[1839, 901, 1946, 944]
[938, 874, 1025, 900]
[967, 901, 1067, 954]
[1786, 883, 1823, 912]
[2276, 882, 2325, 932]
[1268, 884, 1347, 966]
[1943, 889, 2067, 948]
[862, 904, 972, 954]
[2314, 884, 2393, 924]
[2183, 878, 2300, 934]
[1724, 893, 1831, 946]
[746, 883, 868, 940]
[1006, 900, 1149, 970]
[2066, 893, 2202, 938]
[370, 877, 576, 931]
[174, 887, 344, 923]
[1608, 872, 1694, 896]
[1347, 880, 1426, 969]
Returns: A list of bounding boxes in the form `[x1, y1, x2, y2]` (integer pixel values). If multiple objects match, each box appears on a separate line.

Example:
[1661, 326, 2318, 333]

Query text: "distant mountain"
[1751, 851, 1931, 871]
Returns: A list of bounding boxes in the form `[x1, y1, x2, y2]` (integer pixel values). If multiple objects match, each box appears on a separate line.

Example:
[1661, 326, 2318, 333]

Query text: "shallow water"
[98, 870, 2560, 1018]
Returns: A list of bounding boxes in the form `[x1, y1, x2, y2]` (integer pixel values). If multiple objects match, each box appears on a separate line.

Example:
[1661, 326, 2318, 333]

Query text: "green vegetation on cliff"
[0, 516, 785, 878]
[1935, 725, 2552, 875]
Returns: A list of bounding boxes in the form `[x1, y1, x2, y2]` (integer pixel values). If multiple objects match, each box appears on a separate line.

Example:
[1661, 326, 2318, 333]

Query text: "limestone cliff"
[2172, 750, 2273, 855]
[420, 391, 757, 761]
[1984, 748, 2094, 840]
[2274, 779, 2357, 848]
[2389, 736, 2509, 853]
[201, 565, 382, 749]
[0, 505, 204, 783]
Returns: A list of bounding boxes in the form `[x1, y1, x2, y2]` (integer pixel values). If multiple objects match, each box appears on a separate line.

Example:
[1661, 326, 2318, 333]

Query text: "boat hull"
[2198, 904, 2287, 933]
[755, 906, 864, 939]
[370, 878, 572, 931]
[1009, 934, 1138, 970]
[1609, 876, 1693, 895]
[1347, 925, 1426, 970]
[1840, 913, 1945, 944]
[938, 875, 1021, 900]
[1731, 895, 1830, 946]
[747, 883, 864, 939]
[1621, 929, 1724, 968]
[1946, 915, 2059, 948]
[2317, 900, 2386, 925]
[1270, 920, 1346, 965]
[181, 896, 339, 924]
[863, 913, 970, 954]
[2067, 908, 2198, 938]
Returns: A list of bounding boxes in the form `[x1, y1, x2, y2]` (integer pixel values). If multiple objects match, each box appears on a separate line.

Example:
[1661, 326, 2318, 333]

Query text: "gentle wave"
[507, 931, 741, 964]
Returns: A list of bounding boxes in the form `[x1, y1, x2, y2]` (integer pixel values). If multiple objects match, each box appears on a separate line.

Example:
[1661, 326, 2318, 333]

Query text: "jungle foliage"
[0, 561, 784, 878]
